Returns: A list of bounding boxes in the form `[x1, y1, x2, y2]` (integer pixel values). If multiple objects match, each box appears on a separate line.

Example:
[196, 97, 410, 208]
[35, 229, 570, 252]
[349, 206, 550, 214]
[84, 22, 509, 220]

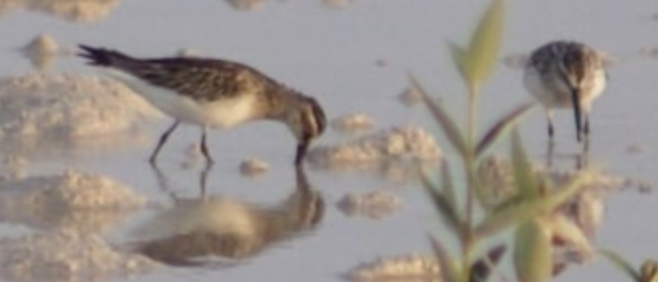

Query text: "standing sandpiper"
[78, 45, 326, 166]
[523, 41, 607, 146]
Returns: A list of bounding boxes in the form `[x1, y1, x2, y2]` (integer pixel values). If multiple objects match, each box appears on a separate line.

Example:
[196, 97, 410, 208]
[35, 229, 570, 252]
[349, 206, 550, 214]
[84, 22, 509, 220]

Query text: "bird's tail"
[77, 44, 134, 68]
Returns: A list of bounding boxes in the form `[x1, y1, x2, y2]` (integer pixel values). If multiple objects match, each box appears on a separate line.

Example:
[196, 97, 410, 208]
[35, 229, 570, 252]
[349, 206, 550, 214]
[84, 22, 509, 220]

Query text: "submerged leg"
[294, 142, 310, 166]
[577, 147, 590, 170]
[582, 111, 590, 152]
[199, 126, 214, 165]
[545, 109, 555, 139]
[583, 112, 590, 139]
[546, 138, 555, 168]
[149, 121, 180, 163]
[199, 161, 213, 197]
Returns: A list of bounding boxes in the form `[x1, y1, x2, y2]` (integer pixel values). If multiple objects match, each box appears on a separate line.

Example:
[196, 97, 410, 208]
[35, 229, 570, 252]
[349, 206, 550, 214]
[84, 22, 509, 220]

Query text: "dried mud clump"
[398, 87, 423, 107]
[478, 154, 650, 199]
[501, 53, 529, 69]
[331, 113, 375, 133]
[0, 73, 161, 154]
[0, 171, 145, 233]
[226, 0, 264, 11]
[337, 190, 401, 219]
[239, 158, 269, 176]
[639, 46, 658, 59]
[477, 154, 652, 238]
[477, 154, 515, 206]
[308, 126, 441, 166]
[18, 34, 71, 70]
[0, 0, 119, 22]
[0, 230, 156, 282]
[0, 154, 29, 180]
[322, 0, 355, 9]
[346, 254, 440, 282]
[5, 171, 145, 209]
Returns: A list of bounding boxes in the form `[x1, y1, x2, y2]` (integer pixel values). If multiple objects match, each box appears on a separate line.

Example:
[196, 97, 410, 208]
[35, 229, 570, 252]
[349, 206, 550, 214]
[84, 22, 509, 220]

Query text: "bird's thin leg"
[571, 89, 583, 143]
[200, 126, 214, 165]
[149, 121, 180, 163]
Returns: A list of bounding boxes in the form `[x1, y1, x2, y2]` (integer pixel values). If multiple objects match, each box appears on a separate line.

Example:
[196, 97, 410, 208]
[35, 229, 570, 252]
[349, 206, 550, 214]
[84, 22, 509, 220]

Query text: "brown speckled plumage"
[524, 41, 607, 146]
[78, 45, 326, 165]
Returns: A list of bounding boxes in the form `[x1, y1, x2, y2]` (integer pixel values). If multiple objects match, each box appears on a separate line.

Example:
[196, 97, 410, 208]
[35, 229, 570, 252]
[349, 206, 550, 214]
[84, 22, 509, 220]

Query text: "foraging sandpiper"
[524, 41, 607, 145]
[78, 45, 326, 166]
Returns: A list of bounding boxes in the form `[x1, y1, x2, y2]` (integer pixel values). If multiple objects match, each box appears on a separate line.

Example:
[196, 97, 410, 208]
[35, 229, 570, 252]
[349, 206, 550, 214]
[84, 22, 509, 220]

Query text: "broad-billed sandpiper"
[524, 41, 607, 145]
[78, 45, 326, 166]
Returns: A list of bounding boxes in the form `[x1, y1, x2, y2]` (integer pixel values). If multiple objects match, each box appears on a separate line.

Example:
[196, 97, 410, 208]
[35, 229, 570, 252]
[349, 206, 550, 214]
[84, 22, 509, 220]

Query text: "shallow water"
[0, 0, 657, 281]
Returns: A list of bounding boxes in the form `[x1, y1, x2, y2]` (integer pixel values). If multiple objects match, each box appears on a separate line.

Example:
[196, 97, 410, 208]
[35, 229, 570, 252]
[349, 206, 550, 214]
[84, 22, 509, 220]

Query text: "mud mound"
[0, 230, 156, 282]
[308, 126, 441, 166]
[0, 73, 161, 156]
[0, 171, 145, 233]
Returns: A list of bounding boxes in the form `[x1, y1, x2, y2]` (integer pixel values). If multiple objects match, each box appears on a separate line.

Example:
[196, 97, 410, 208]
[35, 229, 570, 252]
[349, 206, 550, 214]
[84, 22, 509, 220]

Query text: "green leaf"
[598, 249, 642, 282]
[513, 220, 552, 282]
[467, 161, 489, 213]
[474, 194, 536, 238]
[410, 75, 468, 155]
[429, 235, 466, 282]
[461, 0, 507, 90]
[448, 41, 469, 82]
[439, 160, 458, 214]
[476, 102, 536, 156]
[510, 129, 539, 198]
[474, 171, 592, 238]
[539, 170, 593, 211]
[421, 164, 462, 235]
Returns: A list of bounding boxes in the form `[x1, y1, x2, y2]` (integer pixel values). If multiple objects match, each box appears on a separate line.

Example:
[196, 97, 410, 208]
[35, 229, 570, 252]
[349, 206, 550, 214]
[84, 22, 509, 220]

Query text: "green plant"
[600, 250, 658, 282]
[411, 1, 597, 281]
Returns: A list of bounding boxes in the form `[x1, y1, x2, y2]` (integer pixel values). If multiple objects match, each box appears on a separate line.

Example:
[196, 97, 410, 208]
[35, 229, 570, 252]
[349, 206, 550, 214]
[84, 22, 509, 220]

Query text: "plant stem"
[467, 84, 480, 147]
[461, 83, 480, 282]
[464, 83, 480, 236]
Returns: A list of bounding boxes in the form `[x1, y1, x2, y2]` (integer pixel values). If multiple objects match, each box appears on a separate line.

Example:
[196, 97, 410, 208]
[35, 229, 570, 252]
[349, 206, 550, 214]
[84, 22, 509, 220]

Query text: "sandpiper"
[78, 45, 326, 166]
[523, 41, 607, 145]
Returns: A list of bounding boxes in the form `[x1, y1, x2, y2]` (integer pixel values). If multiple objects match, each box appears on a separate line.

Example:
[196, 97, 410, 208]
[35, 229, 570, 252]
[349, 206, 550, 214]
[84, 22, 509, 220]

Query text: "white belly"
[523, 67, 606, 111]
[524, 67, 570, 107]
[107, 70, 256, 128]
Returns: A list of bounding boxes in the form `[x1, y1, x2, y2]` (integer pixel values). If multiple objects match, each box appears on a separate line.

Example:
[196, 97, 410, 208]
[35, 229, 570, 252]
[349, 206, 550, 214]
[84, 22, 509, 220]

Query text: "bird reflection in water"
[545, 141, 589, 170]
[130, 165, 324, 267]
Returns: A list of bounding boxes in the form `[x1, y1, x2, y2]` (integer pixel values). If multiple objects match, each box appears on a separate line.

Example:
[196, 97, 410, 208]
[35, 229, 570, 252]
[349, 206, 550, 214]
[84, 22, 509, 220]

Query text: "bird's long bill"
[295, 142, 310, 166]
[571, 89, 583, 143]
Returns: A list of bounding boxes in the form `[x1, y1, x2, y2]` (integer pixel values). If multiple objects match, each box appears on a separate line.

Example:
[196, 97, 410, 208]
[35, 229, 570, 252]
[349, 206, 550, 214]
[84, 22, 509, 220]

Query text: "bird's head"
[285, 95, 326, 166]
